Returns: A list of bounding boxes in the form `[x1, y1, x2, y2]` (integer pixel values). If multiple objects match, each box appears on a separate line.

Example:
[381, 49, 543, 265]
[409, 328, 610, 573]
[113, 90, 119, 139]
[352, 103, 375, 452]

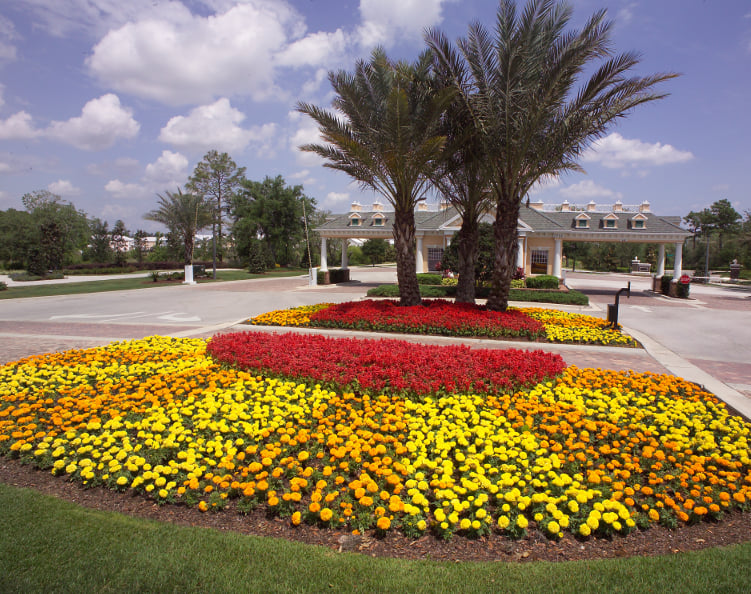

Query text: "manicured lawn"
[0, 269, 307, 299]
[1, 483, 749, 593]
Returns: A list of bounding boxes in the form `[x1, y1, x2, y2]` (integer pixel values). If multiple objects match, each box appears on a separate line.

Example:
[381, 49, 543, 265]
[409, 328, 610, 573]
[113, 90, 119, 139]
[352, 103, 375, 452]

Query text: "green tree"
[709, 198, 741, 250]
[87, 218, 113, 263]
[186, 150, 246, 265]
[110, 219, 129, 266]
[21, 190, 89, 272]
[361, 238, 389, 266]
[132, 230, 148, 264]
[232, 175, 316, 267]
[144, 189, 214, 265]
[0, 209, 35, 267]
[297, 47, 453, 306]
[427, 0, 676, 310]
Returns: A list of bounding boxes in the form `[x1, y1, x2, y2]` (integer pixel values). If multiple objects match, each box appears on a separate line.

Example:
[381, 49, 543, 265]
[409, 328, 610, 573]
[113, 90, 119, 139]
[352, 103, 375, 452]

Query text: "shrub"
[441, 277, 458, 286]
[660, 275, 673, 295]
[676, 279, 690, 299]
[9, 272, 65, 282]
[525, 275, 560, 289]
[509, 289, 589, 305]
[0, 281, 6, 291]
[510, 279, 525, 289]
[417, 273, 443, 285]
[367, 284, 455, 297]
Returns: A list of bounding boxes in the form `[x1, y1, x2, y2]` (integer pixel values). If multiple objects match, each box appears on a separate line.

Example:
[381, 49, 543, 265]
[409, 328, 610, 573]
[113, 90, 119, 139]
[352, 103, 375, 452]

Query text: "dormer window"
[349, 214, 362, 226]
[631, 214, 647, 229]
[575, 213, 590, 229]
[603, 214, 618, 229]
[372, 214, 385, 226]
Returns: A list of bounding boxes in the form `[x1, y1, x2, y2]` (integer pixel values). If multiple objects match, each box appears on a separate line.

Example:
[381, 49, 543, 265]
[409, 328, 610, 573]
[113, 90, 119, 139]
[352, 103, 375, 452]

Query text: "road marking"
[50, 312, 144, 320]
[158, 313, 202, 322]
[628, 306, 652, 313]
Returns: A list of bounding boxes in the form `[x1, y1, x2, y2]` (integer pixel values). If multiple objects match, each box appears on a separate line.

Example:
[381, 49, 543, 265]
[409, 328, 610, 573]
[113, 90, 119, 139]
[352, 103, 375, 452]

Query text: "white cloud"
[325, 191, 351, 208]
[106, 150, 189, 200]
[46, 94, 139, 150]
[0, 15, 18, 64]
[87, 2, 304, 105]
[276, 29, 349, 67]
[583, 133, 694, 169]
[357, 0, 451, 48]
[560, 180, 622, 200]
[0, 111, 40, 140]
[289, 168, 316, 186]
[616, 3, 638, 26]
[47, 179, 80, 196]
[159, 98, 276, 154]
[144, 150, 189, 186]
[0, 95, 139, 149]
[104, 179, 150, 200]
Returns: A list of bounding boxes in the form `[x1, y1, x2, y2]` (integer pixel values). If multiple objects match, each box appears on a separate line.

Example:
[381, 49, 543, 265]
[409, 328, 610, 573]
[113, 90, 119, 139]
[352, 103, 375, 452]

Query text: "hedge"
[366, 284, 589, 305]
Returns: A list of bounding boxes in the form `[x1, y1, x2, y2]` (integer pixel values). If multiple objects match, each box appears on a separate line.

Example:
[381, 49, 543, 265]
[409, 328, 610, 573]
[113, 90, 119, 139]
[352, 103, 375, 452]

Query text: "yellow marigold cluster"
[247, 303, 334, 327]
[519, 308, 639, 347]
[1, 338, 748, 540]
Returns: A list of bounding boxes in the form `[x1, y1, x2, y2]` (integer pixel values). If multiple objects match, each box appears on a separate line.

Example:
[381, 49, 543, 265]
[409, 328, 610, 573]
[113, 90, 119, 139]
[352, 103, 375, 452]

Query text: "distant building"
[315, 200, 690, 278]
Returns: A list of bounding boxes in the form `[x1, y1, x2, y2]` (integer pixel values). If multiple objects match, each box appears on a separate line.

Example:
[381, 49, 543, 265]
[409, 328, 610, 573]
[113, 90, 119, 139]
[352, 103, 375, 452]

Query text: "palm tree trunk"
[486, 200, 520, 312]
[393, 207, 421, 306]
[455, 217, 478, 304]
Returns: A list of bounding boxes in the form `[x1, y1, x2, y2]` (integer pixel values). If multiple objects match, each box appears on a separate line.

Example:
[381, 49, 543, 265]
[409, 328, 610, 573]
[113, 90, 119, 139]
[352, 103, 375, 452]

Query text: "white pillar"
[320, 237, 328, 272]
[416, 236, 424, 273]
[340, 239, 348, 270]
[552, 238, 563, 278]
[183, 264, 196, 285]
[516, 236, 525, 269]
[672, 242, 683, 278]
[656, 244, 665, 276]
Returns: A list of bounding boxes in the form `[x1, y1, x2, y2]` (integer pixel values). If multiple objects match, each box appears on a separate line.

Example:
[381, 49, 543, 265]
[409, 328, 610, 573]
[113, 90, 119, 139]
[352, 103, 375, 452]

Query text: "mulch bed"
[2, 457, 749, 563]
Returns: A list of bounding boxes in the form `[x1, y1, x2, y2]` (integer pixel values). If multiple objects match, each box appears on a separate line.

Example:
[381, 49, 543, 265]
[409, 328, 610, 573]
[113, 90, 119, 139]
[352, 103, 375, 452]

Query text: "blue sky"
[0, 0, 749, 231]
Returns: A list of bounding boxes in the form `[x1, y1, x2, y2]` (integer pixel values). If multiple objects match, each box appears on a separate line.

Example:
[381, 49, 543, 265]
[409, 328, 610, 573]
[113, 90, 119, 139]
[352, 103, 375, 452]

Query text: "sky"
[0, 0, 749, 232]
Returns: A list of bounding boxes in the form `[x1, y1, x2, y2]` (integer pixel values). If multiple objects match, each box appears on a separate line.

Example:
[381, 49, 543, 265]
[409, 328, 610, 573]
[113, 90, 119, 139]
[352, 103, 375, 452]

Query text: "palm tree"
[428, 0, 677, 310]
[430, 53, 492, 304]
[144, 189, 213, 265]
[297, 47, 453, 306]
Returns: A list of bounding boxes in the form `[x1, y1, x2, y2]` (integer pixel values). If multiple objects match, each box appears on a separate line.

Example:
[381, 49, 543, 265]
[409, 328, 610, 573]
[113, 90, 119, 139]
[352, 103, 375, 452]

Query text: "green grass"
[0, 483, 748, 593]
[0, 269, 307, 300]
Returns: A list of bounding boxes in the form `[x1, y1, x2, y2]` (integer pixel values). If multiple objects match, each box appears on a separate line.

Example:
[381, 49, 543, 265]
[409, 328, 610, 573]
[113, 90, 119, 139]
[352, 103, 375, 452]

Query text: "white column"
[552, 238, 563, 278]
[320, 237, 328, 272]
[415, 236, 424, 273]
[516, 236, 525, 269]
[672, 242, 683, 278]
[656, 244, 666, 276]
[340, 239, 348, 270]
[183, 264, 195, 285]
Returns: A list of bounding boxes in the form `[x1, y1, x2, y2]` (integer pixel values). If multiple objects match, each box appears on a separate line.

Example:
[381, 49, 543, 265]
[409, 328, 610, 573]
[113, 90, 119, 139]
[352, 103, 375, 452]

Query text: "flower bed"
[1, 337, 749, 541]
[248, 300, 637, 347]
[521, 308, 638, 347]
[247, 303, 333, 327]
[207, 332, 565, 398]
[311, 300, 545, 339]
